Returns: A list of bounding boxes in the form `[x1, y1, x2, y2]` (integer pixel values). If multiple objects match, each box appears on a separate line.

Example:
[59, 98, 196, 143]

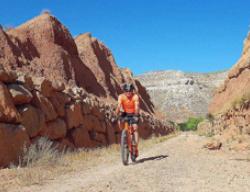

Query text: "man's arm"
[134, 95, 140, 115]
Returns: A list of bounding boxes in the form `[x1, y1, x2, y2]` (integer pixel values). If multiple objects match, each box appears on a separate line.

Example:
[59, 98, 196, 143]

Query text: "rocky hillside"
[198, 32, 250, 151]
[0, 13, 154, 113]
[209, 32, 250, 115]
[137, 70, 227, 122]
[75, 33, 154, 113]
[0, 13, 174, 167]
[0, 13, 104, 96]
[75, 33, 124, 98]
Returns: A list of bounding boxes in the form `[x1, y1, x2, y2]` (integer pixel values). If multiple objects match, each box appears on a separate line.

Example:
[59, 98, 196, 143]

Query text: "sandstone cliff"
[1, 13, 105, 96]
[75, 33, 154, 113]
[0, 13, 154, 114]
[198, 32, 250, 151]
[75, 33, 124, 98]
[209, 32, 250, 114]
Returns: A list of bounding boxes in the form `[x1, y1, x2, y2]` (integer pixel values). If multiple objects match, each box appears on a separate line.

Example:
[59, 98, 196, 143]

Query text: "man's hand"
[111, 116, 118, 123]
[133, 113, 140, 123]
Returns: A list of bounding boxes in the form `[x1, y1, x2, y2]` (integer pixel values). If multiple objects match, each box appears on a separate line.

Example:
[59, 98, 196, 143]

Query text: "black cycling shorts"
[119, 112, 139, 124]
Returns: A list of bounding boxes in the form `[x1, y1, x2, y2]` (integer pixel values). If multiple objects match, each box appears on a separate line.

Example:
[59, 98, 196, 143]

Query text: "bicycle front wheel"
[121, 129, 129, 165]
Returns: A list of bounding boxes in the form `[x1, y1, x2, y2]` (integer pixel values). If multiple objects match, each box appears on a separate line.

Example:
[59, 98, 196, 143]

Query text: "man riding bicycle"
[115, 83, 140, 158]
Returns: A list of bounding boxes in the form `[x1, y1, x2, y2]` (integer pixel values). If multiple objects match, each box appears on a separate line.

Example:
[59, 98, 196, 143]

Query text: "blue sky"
[1, 0, 250, 75]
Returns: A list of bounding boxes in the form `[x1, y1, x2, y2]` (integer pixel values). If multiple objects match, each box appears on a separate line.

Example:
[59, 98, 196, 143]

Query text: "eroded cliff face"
[137, 71, 227, 122]
[209, 32, 250, 115]
[75, 33, 154, 113]
[75, 33, 124, 98]
[0, 13, 154, 114]
[1, 13, 105, 97]
[198, 32, 250, 151]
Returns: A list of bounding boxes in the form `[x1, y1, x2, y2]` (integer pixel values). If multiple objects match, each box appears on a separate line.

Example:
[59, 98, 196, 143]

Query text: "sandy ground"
[6, 133, 250, 192]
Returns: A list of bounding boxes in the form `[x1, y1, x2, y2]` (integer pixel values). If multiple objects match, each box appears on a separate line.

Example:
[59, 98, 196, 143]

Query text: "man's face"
[125, 91, 133, 97]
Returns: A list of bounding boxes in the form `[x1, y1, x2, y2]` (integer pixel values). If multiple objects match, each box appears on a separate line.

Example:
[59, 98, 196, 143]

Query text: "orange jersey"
[118, 94, 139, 113]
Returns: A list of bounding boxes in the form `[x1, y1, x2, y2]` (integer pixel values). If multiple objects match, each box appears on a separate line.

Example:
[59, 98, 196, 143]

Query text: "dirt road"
[11, 133, 250, 192]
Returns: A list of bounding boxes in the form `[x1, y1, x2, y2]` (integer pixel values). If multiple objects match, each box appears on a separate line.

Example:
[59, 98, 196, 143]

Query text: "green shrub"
[178, 117, 204, 131]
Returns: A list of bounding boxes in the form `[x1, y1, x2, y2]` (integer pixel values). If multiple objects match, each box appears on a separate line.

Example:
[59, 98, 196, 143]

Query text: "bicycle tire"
[121, 129, 129, 165]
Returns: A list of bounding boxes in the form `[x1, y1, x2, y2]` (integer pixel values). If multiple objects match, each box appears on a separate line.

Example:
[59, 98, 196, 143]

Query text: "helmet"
[122, 83, 135, 92]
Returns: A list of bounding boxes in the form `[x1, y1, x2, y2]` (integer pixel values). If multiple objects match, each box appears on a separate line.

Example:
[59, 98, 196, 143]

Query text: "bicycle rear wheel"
[121, 129, 129, 165]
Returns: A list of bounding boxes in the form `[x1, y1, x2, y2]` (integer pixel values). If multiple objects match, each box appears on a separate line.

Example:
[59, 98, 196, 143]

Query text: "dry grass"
[0, 133, 178, 189]
[231, 91, 250, 110]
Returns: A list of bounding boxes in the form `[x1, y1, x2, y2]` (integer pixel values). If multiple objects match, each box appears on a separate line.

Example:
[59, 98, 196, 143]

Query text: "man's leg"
[132, 124, 139, 145]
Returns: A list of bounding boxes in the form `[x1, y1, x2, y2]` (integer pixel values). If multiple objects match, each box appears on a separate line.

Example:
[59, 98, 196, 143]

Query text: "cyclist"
[115, 83, 140, 158]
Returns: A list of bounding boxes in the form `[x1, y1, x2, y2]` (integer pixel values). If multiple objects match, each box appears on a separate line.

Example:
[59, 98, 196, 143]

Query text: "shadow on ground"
[136, 155, 168, 164]
[230, 158, 250, 162]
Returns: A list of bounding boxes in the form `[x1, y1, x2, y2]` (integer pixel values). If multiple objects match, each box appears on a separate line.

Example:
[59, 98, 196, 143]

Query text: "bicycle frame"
[124, 121, 136, 155]
[120, 115, 138, 165]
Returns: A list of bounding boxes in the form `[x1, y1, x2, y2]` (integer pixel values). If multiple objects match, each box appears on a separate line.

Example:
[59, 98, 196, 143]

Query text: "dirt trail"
[11, 133, 250, 192]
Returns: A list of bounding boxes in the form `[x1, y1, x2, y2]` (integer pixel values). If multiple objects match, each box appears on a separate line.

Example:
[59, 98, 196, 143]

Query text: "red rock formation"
[200, 32, 250, 151]
[0, 14, 175, 167]
[75, 34, 155, 113]
[0, 27, 19, 68]
[209, 32, 250, 114]
[0, 14, 155, 114]
[0, 81, 20, 123]
[0, 123, 30, 167]
[75, 33, 124, 98]
[3, 13, 105, 96]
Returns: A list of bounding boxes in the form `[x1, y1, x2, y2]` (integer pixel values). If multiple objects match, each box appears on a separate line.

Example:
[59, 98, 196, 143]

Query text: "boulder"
[65, 102, 83, 129]
[82, 100, 91, 115]
[52, 81, 65, 92]
[49, 91, 70, 117]
[18, 105, 45, 137]
[203, 139, 222, 150]
[105, 121, 116, 145]
[17, 75, 34, 91]
[32, 77, 54, 97]
[8, 84, 33, 105]
[0, 82, 20, 123]
[138, 118, 153, 139]
[82, 115, 106, 132]
[0, 69, 17, 83]
[94, 132, 107, 145]
[41, 118, 67, 139]
[70, 125, 93, 148]
[0, 123, 30, 167]
[32, 90, 57, 121]
[57, 138, 75, 151]
[90, 105, 105, 120]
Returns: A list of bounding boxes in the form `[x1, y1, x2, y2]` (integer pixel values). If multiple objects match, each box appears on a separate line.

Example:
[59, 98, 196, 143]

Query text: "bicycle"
[120, 115, 138, 165]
